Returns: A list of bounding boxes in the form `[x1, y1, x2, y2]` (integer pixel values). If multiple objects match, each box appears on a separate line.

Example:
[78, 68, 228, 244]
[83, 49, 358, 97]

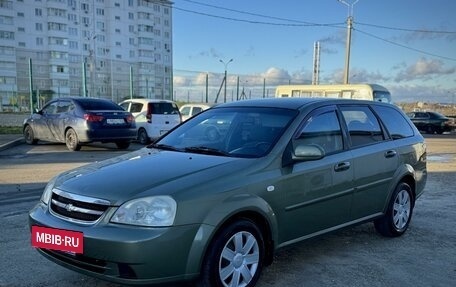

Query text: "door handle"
[334, 161, 350, 172]
[384, 150, 397, 158]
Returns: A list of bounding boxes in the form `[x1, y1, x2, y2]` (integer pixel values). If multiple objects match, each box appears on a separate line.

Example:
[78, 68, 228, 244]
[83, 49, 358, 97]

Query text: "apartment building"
[0, 0, 173, 111]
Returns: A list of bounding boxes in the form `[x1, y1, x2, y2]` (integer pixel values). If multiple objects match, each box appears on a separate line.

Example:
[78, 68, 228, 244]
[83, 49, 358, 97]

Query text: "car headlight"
[111, 196, 177, 227]
[41, 176, 57, 205]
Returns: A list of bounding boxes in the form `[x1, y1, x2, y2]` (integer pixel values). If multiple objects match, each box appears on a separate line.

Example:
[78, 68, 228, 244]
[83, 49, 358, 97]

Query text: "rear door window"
[340, 106, 384, 147]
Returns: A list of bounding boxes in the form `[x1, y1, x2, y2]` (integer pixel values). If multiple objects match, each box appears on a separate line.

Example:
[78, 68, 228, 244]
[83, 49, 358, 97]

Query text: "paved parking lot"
[0, 135, 455, 287]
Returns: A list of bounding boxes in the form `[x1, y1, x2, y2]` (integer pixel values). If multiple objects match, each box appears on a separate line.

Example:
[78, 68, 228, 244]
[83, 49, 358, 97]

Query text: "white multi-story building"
[0, 0, 173, 110]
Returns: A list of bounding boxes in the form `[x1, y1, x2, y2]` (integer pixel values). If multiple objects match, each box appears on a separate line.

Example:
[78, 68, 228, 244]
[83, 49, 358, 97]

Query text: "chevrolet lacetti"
[29, 98, 427, 287]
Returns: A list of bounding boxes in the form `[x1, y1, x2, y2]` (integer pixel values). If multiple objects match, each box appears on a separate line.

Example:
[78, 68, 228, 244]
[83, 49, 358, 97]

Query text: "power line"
[355, 21, 456, 34]
[173, 2, 455, 62]
[181, 0, 339, 26]
[180, 0, 455, 34]
[173, 6, 344, 27]
[354, 28, 456, 62]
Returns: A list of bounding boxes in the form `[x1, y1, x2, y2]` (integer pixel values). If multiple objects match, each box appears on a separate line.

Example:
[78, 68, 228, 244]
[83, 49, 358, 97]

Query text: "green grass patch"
[0, 126, 22, 134]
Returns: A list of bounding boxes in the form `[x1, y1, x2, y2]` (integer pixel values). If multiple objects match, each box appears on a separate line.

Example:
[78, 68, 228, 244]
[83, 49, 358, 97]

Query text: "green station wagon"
[29, 98, 427, 287]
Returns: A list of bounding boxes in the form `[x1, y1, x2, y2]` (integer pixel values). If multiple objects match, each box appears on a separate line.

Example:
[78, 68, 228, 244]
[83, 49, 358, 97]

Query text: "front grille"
[50, 189, 110, 223]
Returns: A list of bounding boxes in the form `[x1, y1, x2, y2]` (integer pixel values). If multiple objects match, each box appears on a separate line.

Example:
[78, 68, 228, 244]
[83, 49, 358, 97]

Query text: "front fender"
[183, 193, 279, 276]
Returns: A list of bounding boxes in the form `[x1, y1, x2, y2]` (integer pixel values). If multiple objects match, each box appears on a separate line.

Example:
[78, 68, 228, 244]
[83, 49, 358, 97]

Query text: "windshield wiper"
[184, 146, 231, 157]
[149, 143, 182, 152]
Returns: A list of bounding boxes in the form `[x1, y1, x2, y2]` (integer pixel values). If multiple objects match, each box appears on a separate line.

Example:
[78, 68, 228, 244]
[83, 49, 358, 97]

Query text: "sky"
[171, 0, 456, 103]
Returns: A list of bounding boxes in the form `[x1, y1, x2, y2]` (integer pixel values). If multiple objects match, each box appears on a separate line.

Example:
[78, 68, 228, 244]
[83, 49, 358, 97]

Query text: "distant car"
[406, 111, 452, 134]
[179, 103, 213, 121]
[119, 99, 181, 144]
[29, 98, 427, 287]
[23, 97, 136, 151]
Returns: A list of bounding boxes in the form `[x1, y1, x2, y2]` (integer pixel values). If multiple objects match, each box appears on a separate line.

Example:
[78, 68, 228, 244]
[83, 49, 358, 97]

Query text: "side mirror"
[292, 143, 325, 161]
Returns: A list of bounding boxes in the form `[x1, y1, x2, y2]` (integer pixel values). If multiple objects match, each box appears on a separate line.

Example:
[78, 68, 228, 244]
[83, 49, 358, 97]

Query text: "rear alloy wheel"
[24, 125, 38, 145]
[138, 128, 150, 145]
[65, 128, 81, 151]
[198, 219, 264, 287]
[115, 141, 130, 150]
[374, 182, 414, 237]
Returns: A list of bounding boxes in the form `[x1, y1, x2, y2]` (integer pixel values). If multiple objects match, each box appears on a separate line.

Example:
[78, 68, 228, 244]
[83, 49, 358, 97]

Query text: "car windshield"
[153, 107, 297, 158]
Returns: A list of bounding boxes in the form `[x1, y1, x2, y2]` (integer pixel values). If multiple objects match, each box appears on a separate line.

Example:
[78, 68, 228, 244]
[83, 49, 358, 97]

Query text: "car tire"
[24, 125, 38, 145]
[374, 182, 414, 237]
[197, 219, 264, 287]
[426, 125, 435, 134]
[115, 141, 130, 150]
[65, 128, 81, 151]
[138, 128, 150, 145]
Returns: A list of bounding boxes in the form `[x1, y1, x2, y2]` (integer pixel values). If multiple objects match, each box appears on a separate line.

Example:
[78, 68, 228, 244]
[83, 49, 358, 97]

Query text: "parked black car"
[406, 111, 452, 134]
[23, 97, 136, 151]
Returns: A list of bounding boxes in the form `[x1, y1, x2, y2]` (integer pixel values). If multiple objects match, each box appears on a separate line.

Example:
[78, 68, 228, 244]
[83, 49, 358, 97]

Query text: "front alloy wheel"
[198, 219, 264, 287]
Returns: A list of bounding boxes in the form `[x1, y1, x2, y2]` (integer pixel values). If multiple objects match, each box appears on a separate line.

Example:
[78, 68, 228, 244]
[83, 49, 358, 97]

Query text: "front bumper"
[29, 202, 211, 285]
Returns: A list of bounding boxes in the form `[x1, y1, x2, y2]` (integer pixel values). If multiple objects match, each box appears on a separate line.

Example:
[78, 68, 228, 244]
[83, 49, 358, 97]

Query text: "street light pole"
[338, 0, 359, 84]
[219, 59, 233, 103]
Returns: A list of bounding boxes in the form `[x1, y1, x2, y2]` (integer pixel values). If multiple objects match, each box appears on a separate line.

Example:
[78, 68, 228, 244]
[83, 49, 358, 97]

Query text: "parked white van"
[119, 99, 181, 144]
[179, 103, 213, 121]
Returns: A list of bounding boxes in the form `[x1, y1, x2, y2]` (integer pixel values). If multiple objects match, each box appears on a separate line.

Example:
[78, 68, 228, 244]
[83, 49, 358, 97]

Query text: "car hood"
[54, 148, 251, 205]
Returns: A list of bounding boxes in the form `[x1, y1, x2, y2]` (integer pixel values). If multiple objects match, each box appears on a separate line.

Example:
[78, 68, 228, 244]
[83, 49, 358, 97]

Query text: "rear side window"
[340, 106, 384, 147]
[192, 107, 203, 115]
[148, 103, 179, 115]
[372, 106, 414, 139]
[130, 103, 143, 113]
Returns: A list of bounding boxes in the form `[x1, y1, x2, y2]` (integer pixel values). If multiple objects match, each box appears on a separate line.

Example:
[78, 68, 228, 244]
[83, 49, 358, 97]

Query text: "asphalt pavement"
[0, 134, 24, 152]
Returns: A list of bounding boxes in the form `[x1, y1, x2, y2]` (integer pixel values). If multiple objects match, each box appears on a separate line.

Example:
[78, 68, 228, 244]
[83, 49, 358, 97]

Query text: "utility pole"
[338, 0, 359, 84]
[219, 59, 233, 103]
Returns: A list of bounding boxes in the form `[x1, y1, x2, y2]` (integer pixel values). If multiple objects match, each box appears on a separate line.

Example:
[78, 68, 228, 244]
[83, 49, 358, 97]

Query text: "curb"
[0, 137, 24, 152]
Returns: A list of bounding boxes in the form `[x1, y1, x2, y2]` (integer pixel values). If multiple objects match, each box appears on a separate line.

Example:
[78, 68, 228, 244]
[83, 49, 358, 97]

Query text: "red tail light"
[84, 113, 104, 122]
[146, 103, 153, 123]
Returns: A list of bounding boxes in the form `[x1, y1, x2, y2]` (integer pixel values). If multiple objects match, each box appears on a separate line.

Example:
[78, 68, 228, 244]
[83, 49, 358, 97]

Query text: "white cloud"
[394, 57, 456, 82]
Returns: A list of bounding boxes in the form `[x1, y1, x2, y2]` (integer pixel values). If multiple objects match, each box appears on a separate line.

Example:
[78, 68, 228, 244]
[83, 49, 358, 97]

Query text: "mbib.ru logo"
[31, 226, 83, 254]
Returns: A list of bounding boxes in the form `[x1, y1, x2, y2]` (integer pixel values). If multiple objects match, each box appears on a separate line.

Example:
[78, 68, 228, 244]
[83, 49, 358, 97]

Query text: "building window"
[18, 42, 26, 47]
[35, 8, 42, 16]
[36, 23, 43, 31]
[115, 28, 120, 33]
[57, 66, 65, 73]
[128, 0, 133, 7]
[69, 41, 78, 49]
[129, 12, 134, 19]
[115, 16, 120, 20]
[115, 41, 121, 46]
[115, 2, 120, 7]
[96, 8, 104, 16]
[36, 38, 44, 45]
[0, 31, 14, 40]
[18, 27, 25, 32]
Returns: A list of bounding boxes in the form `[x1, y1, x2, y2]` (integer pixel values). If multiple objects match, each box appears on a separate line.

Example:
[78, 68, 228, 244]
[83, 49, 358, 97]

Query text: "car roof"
[120, 98, 176, 104]
[52, 97, 113, 102]
[180, 103, 214, 108]
[215, 98, 385, 110]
